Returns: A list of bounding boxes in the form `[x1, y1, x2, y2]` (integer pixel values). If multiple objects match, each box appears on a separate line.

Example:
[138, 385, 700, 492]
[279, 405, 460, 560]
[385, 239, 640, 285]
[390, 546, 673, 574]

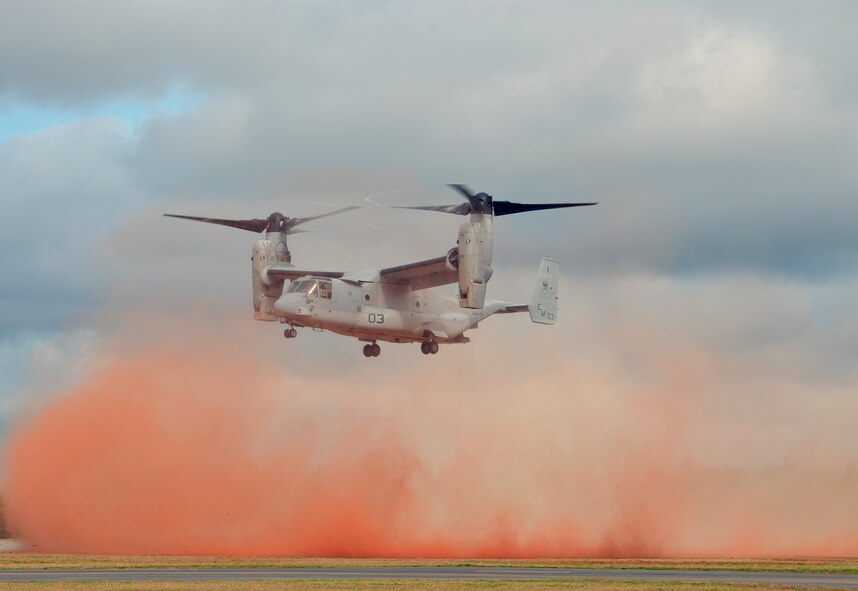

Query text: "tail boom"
[485, 257, 559, 325]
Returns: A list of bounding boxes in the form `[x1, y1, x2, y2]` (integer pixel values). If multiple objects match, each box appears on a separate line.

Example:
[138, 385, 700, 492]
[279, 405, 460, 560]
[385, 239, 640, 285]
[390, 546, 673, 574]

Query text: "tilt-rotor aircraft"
[165, 185, 595, 357]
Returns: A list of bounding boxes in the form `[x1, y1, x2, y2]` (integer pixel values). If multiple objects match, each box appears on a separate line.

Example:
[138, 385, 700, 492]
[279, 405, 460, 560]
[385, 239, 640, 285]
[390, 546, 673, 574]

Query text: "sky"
[1, 0, 858, 554]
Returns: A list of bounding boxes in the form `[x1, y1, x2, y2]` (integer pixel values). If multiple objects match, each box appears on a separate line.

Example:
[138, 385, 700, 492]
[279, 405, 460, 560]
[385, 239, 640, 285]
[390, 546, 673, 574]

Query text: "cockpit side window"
[319, 280, 332, 299]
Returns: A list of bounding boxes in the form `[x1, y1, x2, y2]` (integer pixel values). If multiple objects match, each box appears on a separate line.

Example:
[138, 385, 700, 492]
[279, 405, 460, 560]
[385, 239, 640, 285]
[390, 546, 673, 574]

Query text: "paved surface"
[2, 567, 858, 587]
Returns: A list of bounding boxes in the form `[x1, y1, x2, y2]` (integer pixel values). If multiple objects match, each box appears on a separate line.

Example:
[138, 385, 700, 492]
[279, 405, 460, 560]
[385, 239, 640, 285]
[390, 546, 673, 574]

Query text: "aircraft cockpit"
[287, 278, 333, 299]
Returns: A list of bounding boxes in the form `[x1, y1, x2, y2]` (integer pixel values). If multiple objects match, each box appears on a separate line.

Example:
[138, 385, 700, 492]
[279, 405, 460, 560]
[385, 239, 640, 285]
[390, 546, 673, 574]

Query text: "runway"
[3, 567, 858, 587]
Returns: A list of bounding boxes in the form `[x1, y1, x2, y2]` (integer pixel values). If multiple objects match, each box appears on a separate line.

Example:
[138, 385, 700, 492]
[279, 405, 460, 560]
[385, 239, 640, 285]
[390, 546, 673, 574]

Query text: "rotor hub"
[267, 212, 287, 232]
[472, 192, 492, 214]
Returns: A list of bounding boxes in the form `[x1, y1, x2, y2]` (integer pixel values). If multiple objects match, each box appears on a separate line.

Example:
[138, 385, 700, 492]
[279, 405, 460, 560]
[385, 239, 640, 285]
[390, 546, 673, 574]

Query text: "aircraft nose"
[274, 293, 311, 317]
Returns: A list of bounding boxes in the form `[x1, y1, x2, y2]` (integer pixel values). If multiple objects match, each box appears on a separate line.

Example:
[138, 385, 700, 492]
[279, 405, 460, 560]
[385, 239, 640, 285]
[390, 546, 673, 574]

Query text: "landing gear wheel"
[284, 328, 297, 339]
[363, 344, 373, 357]
[370, 343, 381, 357]
[420, 342, 430, 354]
[428, 341, 439, 354]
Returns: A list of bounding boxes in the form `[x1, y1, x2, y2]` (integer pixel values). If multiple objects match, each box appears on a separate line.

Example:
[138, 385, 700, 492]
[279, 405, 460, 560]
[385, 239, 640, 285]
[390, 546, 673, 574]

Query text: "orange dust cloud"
[4, 335, 858, 556]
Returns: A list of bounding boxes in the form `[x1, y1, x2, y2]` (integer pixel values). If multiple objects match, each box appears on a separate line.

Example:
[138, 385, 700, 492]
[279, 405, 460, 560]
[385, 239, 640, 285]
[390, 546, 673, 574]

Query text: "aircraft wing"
[264, 252, 457, 290]
[264, 263, 344, 282]
[379, 253, 457, 290]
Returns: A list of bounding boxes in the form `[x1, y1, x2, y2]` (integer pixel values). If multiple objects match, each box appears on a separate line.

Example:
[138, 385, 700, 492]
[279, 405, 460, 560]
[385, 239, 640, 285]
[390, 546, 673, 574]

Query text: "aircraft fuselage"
[273, 276, 498, 344]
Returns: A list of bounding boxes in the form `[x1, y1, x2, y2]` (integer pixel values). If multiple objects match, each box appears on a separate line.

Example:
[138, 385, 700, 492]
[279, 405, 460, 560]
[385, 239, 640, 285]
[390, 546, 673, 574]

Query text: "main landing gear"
[363, 343, 381, 358]
[283, 327, 297, 339]
[421, 341, 439, 355]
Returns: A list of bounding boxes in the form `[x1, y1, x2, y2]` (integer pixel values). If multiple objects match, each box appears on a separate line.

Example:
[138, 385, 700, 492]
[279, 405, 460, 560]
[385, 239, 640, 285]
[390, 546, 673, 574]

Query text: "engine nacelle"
[445, 247, 459, 271]
[457, 222, 493, 309]
[251, 239, 283, 321]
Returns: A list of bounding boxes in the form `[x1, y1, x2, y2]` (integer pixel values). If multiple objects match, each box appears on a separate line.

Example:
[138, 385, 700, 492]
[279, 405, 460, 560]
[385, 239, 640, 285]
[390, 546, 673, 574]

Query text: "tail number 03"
[368, 313, 385, 324]
[537, 303, 556, 321]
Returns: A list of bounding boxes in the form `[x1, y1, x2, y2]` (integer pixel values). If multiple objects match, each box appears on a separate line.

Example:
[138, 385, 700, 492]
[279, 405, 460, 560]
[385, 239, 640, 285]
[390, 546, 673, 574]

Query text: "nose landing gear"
[420, 341, 439, 355]
[283, 327, 298, 338]
[363, 343, 381, 358]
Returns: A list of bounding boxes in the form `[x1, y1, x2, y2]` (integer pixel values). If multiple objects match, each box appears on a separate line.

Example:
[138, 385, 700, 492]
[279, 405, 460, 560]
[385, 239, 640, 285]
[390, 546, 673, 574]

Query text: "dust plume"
[4, 314, 858, 557]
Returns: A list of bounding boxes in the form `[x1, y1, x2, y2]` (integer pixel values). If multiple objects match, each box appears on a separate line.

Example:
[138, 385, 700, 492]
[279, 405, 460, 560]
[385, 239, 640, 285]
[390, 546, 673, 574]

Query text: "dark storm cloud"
[0, 1, 266, 105]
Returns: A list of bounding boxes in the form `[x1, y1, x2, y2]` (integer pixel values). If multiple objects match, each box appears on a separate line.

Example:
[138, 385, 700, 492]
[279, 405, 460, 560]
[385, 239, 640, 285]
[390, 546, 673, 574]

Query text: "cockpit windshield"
[288, 279, 317, 295]
[287, 279, 332, 299]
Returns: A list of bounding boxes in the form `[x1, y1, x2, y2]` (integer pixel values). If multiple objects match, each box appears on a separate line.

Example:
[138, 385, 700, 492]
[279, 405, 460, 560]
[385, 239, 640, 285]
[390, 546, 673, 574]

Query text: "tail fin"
[528, 257, 558, 324]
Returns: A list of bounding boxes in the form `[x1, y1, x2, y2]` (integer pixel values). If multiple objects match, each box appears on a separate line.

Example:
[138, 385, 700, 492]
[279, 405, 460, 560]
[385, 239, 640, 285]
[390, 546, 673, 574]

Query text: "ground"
[2, 556, 857, 590]
[2, 556, 858, 573]
[0, 580, 844, 591]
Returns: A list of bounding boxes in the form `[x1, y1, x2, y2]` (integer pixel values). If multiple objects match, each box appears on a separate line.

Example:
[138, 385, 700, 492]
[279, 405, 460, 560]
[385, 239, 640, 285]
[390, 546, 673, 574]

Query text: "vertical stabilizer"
[529, 257, 558, 324]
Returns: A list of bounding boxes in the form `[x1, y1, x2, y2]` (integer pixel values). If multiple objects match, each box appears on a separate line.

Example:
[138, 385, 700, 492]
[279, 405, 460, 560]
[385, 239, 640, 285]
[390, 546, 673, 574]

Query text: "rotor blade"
[163, 214, 268, 233]
[447, 184, 476, 201]
[492, 201, 598, 216]
[393, 203, 473, 216]
[283, 206, 360, 230]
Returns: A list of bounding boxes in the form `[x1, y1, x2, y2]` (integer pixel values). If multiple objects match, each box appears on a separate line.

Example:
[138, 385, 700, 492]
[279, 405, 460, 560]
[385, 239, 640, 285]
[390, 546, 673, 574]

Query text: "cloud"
[3, 1, 857, 279]
[0, 118, 150, 336]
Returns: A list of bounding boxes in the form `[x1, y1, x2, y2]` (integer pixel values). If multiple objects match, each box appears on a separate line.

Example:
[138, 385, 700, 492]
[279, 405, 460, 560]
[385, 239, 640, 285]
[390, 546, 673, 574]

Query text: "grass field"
[0, 581, 843, 591]
[2, 555, 858, 573]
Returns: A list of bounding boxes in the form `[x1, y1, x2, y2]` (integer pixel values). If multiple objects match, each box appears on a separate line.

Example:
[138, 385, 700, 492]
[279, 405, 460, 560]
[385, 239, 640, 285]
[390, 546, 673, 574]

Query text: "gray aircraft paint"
[270, 257, 557, 351]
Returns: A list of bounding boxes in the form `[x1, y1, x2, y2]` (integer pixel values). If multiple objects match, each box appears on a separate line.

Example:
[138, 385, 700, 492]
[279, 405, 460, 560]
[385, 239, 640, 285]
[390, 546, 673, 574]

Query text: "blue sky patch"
[0, 84, 205, 142]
